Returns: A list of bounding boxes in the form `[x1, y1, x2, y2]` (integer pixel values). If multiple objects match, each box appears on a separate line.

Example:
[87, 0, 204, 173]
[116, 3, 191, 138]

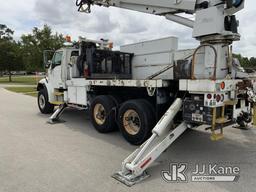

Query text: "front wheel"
[38, 88, 54, 114]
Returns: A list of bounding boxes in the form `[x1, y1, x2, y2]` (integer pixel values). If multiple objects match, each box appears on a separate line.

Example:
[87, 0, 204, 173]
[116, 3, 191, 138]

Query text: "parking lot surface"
[0, 88, 256, 192]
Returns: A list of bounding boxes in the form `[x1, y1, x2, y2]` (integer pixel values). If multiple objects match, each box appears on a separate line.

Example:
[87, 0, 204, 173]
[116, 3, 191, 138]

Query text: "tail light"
[207, 94, 212, 99]
[220, 82, 225, 90]
[221, 94, 225, 102]
[216, 94, 221, 102]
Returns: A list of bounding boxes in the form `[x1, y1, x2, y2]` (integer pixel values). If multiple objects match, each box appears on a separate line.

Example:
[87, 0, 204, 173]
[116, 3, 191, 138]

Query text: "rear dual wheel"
[90, 96, 156, 145]
[90, 95, 118, 133]
[118, 100, 155, 145]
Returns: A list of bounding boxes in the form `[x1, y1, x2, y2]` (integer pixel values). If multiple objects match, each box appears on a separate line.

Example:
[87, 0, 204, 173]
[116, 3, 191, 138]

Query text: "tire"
[108, 95, 122, 124]
[38, 88, 54, 114]
[118, 99, 156, 145]
[108, 95, 122, 108]
[90, 95, 117, 133]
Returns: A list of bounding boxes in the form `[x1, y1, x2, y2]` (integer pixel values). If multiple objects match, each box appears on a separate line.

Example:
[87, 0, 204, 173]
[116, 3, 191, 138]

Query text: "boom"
[76, 0, 244, 39]
[77, 0, 197, 14]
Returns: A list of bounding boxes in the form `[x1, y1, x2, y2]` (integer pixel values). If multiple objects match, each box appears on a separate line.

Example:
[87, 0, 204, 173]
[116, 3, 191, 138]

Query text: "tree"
[243, 57, 250, 67]
[0, 24, 14, 40]
[249, 57, 256, 68]
[0, 25, 23, 81]
[233, 54, 256, 69]
[20, 25, 65, 72]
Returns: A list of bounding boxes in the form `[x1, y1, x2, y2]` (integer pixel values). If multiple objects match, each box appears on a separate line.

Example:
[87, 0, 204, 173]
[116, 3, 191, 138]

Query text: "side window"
[52, 51, 63, 66]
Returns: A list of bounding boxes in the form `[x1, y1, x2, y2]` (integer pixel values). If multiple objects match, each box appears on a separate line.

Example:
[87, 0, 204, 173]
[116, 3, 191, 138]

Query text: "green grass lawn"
[5, 87, 38, 97]
[0, 76, 43, 85]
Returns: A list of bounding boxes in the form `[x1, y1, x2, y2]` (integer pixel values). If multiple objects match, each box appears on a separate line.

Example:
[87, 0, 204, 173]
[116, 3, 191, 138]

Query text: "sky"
[0, 0, 255, 57]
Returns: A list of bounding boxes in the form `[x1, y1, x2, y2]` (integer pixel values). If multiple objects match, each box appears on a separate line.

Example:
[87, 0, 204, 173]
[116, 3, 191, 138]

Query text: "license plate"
[192, 113, 203, 122]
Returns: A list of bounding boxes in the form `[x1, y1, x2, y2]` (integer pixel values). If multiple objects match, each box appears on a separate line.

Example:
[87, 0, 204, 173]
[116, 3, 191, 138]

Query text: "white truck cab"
[46, 47, 79, 89]
[38, 47, 79, 111]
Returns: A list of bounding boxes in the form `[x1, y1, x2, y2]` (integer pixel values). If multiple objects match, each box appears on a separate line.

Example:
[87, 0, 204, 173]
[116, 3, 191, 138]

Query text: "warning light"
[65, 35, 72, 43]
[109, 42, 113, 49]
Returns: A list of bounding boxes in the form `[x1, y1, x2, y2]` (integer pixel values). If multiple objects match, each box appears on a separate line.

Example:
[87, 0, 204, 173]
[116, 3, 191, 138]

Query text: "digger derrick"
[36, 0, 256, 187]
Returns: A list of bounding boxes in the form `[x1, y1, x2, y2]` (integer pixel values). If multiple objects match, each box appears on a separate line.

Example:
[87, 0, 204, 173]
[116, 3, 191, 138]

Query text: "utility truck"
[37, 0, 256, 186]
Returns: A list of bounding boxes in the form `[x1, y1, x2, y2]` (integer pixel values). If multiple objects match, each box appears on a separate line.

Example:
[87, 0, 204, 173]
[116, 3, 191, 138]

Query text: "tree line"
[0, 24, 255, 82]
[0, 24, 65, 81]
[233, 54, 256, 69]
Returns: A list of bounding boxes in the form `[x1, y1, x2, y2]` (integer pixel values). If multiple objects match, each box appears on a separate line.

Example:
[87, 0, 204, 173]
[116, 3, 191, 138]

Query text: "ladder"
[112, 98, 188, 186]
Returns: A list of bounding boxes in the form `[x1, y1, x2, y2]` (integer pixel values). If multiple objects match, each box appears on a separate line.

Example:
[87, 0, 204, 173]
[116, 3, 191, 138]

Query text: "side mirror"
[43, 50, 55, 69]
[45, 60, 52, 69]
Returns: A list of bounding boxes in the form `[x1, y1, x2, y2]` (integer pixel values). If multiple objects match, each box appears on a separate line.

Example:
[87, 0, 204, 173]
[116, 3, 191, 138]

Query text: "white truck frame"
[37, 0, 256, 186]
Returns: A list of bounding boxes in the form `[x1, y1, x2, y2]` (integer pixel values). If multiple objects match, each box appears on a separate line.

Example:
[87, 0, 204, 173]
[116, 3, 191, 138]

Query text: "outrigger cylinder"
[112, 98, 188, 186]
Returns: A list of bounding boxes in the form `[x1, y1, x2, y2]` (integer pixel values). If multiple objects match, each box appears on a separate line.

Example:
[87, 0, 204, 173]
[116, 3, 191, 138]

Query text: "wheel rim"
[39, 94, 46, 109]
[93, 104, 106, 125]
[123, 109, 141, 135]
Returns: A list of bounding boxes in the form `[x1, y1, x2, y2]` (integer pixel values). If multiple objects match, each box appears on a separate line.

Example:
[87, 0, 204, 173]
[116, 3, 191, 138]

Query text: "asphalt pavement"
[0, 87, 256, 192]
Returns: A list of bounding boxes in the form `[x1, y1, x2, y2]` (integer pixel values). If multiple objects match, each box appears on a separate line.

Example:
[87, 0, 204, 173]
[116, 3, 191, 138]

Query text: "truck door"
[48, 51, 64, 89]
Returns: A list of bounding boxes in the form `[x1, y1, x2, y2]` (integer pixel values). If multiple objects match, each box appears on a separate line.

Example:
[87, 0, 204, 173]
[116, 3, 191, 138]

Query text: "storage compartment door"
[67, 86, 77, 104]
[67, 86, 87, 106]
[76, 87, 87, 106]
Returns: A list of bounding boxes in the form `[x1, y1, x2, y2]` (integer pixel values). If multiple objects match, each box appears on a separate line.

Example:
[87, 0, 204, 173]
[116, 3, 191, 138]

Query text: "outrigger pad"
[232, 124, 251, 130]
[47, 119, 66, 125]
[112, 171, 150, 187]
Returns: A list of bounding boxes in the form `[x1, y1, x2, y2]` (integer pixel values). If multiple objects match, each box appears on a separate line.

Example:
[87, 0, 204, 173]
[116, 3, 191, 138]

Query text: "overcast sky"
[0, 0, 255, 57]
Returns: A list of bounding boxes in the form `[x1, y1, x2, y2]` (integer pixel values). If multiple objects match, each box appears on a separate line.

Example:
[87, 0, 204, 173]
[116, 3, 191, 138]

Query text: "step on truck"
[37, 0, 256, 186]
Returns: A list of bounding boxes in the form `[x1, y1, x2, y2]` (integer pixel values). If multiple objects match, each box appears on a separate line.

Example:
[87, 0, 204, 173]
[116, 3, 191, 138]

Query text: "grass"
[5, 87, 38, 97]
[0, 76, 43, 85]
[25, 92, 38, 97]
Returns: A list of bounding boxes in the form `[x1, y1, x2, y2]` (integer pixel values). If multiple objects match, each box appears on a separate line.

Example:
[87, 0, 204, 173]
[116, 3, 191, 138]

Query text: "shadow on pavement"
[37, 108, 256, 192]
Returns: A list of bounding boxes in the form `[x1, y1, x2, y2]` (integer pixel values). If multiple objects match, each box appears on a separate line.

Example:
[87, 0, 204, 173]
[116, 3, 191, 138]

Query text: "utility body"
[37, 0, 256, 186]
